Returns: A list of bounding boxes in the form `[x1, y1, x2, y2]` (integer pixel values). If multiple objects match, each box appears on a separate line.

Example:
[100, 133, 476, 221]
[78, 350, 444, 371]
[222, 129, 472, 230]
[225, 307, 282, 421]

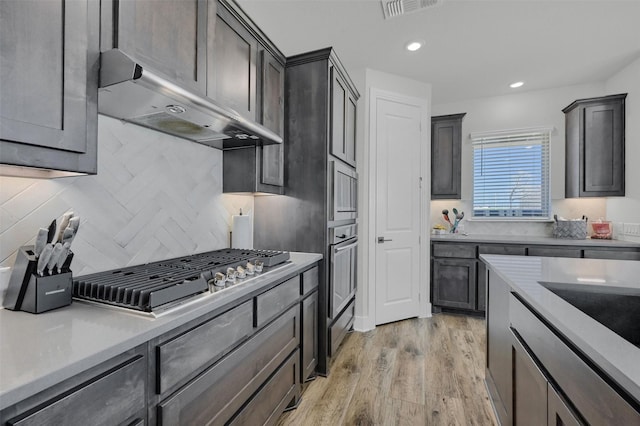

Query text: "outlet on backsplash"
[623, 223, 640, 237]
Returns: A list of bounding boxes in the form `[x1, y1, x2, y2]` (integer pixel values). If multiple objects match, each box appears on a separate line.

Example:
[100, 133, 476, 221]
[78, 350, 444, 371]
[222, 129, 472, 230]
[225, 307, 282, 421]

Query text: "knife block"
[3, 245, 73, 313]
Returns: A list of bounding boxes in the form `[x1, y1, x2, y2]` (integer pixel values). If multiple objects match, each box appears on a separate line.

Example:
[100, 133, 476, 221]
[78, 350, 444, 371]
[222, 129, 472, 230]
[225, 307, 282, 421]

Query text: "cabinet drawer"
[229, 349, 300, 426]
[510, 294, 640, 425]
[158, 305, 299, 425]
[256, 276, 300, 327]
[583, 249, 640, 261]
[527, 246, 581, 258]
[156, 300, 253, 394]
[302, 266, 319, 296]
[8, 355, 145, 426]
[432, 243, 476, 259]
[478, 244, 526, 256]
[329, 299, 355, 356]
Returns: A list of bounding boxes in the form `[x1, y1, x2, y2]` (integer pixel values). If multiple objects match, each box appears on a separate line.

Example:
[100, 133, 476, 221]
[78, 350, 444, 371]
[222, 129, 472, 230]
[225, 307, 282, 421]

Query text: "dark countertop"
[431, 233, 640, 248]
[0, 252, 322, 411]
[480, 254, 640, 404]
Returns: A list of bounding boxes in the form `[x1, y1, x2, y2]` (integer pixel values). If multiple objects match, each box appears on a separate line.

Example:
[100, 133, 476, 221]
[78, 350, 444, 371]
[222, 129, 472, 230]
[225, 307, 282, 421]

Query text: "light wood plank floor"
[278, 314, 498, 426]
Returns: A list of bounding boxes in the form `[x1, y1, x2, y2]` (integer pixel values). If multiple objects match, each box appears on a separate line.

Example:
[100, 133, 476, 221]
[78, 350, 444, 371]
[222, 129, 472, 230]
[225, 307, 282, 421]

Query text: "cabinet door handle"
[377, 237, 392, 244]
[335, 241, 358, 253]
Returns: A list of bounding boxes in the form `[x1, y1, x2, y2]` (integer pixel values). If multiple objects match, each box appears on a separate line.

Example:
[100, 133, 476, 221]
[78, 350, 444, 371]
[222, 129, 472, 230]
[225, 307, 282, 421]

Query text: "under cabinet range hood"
[98, 49, 282, 149]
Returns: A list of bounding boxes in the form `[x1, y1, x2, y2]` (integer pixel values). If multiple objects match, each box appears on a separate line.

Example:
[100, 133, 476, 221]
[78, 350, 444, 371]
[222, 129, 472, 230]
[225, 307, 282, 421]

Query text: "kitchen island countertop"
[0, 252, 322, 411]
[481, 254, 640, 405]
[432, 233, 640, 248]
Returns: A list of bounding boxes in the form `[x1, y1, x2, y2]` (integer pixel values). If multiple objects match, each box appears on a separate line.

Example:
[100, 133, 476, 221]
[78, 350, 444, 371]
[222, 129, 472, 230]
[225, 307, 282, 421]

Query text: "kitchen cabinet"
[301, 292, 319, 382]
[432, 239, 640, 315]
[254, 47, 360, 374]
[507, 292, 640, 425]
[208, 0, 258, 121]
[511, 329, 548, 426]
[100, 0, 207, 94]
[0, 346, 146, 426]
[330, 69, 357, 167]
[431, 113, 465, 199]
[0, 0, 99, 176]
[156, 305, 300, 425]
[432, 258, 476, 310]
[221, 2, 286, 194]
[485, 270, 511, 424]
[259, 49, 286, 187]
[301, 267, 319, 382]
[563, 93, 627, 198]
[223, 46, 286, 194]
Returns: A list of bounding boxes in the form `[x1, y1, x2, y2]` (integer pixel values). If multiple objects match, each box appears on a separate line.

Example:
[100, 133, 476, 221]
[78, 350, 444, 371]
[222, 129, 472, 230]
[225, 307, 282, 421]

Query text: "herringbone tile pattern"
[0, 116, 253, 278]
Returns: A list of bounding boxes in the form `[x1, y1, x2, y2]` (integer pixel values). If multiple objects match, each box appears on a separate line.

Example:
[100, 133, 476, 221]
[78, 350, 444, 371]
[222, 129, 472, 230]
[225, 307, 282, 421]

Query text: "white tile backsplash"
[0, 116, 254, 289]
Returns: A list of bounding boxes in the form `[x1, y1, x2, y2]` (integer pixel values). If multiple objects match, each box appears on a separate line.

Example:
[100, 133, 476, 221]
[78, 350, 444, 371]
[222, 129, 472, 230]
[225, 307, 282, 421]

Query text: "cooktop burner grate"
[72, 249, 289, 313]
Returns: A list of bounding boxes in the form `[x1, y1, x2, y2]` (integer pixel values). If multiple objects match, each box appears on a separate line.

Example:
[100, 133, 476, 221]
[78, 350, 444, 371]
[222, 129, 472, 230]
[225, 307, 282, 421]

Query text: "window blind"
[472, 128, 551, 219]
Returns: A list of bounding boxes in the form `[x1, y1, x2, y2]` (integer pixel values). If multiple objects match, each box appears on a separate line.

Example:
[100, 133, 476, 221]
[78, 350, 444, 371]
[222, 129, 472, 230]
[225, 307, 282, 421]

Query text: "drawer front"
[583, 249, 640, 261]
[158, 305, 299, 426]
[510, 294, 640, 425]
[432, 243, 476, 259]
[9, 356, 145, 426]
[527, 246, 581, 258]
[329, 299, 355, 356]
[256, 276, 300, 327]
[157, 300, 253, 395]
[229, 349, 300, 426]
[302, 266, 319, 296]
[478, 244, 526, 256]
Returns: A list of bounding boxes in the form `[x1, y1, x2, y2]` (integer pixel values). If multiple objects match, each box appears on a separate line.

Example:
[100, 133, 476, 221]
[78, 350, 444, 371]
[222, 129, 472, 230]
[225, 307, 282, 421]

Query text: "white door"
[374, 95, 424, 325]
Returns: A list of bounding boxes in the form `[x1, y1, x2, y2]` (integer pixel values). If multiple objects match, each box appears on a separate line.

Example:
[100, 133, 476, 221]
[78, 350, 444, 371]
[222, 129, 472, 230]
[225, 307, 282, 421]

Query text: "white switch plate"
[622, 223, 640, 236]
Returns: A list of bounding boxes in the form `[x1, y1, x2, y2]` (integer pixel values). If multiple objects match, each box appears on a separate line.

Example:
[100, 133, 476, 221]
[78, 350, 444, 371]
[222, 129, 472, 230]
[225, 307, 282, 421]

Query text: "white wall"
[605, 57, 640, 242]
[431, 82, 609, 236]
[0, 116, 253, 300]
[355, 68, 431, 331]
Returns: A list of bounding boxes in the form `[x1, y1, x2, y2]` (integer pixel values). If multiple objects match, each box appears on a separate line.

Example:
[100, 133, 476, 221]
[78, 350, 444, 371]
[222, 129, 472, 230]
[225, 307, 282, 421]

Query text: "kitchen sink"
[539, 281, 640, 347]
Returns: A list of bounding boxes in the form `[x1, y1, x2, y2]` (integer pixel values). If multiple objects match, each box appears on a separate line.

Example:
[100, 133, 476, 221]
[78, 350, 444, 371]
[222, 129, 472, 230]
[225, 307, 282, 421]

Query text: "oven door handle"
[334, 241, 358, 253]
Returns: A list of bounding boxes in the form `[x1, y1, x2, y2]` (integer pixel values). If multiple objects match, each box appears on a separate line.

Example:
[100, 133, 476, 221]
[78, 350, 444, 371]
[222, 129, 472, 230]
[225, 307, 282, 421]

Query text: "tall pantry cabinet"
[254, 48, 360, 375]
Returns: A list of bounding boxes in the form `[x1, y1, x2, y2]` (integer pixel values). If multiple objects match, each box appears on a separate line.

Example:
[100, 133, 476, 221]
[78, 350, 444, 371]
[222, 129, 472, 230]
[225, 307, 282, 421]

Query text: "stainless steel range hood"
[98, 49, 282, 149]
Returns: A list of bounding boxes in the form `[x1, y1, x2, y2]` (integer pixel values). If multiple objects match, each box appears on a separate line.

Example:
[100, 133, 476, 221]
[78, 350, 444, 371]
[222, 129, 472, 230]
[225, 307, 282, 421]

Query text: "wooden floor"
[278, 313, 497, 426]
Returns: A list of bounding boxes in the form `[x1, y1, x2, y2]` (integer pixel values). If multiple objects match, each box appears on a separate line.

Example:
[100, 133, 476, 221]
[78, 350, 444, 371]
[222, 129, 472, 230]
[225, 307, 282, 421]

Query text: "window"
[471, 127, 551, 219]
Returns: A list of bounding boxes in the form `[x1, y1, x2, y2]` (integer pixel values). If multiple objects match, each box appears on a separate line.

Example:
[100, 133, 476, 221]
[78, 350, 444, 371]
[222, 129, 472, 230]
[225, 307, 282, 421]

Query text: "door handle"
[377, 237, 393, 244]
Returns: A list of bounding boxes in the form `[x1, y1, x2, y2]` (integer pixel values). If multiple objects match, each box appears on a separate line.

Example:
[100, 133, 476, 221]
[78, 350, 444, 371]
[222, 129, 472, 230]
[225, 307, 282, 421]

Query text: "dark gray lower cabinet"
[329, 299, 355, 357]
[301, 291, 318, 382]
[432, 258, 476, 310]
[433, 240, 640, 315]
[157, 305, 299, 425]
[485, 271, 511, 424]
[486, 281, 640, 425]
[1, 347, 146, 426]
[511, 329, 548, 426]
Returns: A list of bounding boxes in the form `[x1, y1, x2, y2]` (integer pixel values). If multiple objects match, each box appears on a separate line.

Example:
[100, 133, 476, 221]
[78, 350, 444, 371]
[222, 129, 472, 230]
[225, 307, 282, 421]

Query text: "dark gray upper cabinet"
[563, 93, 626, 197]
[259, 49, 285, 188]
[220, 1, 286, 194]
[0, 0, 99, 176]
[431, 113, 466, 199]
[330, 69, 357, 167]
[100, 0, 208, 94]
[208, 0, 258, 121]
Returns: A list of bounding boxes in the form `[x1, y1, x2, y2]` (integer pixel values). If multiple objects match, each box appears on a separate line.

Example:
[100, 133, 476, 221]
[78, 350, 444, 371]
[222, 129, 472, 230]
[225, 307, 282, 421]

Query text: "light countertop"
[432, 233, 640, 248]
[0, 252, 322, 411]
[480, 254, 640, 404]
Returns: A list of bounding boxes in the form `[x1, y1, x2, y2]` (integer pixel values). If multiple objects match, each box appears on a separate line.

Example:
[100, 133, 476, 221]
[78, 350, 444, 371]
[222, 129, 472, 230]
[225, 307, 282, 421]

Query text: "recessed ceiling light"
[510, 81, 524, 88]
[406, 40, 424, 52]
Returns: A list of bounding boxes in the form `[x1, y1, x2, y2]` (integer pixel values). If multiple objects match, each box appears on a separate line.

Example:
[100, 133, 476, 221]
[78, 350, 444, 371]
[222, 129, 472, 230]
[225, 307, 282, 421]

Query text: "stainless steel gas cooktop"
[72, 248, 290, 317]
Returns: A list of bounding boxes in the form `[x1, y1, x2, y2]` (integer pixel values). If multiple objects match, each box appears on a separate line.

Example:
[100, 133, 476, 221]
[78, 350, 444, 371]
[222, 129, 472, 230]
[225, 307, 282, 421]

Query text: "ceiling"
[237, 0, 640, 104]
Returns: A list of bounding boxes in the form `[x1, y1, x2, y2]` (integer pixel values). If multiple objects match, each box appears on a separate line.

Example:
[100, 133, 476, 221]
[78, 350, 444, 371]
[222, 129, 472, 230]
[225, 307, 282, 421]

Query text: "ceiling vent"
[381, 0, 442, 19]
